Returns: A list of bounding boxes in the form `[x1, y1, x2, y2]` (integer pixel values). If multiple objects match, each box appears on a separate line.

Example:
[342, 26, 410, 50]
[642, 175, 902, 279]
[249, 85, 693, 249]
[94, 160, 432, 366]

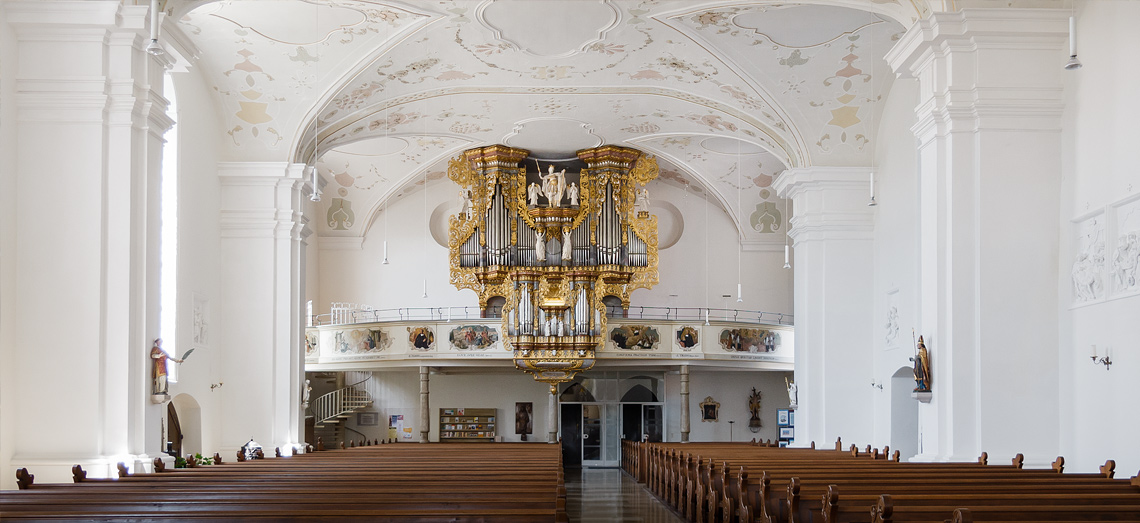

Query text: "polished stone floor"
[564, 468, 686, 523]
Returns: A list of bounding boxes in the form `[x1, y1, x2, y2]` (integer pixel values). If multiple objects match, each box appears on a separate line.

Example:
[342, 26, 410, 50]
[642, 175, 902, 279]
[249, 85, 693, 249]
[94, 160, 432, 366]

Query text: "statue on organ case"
[535, 230, 546, 262]
[562, 229, 572, 261]
[527, 182, 541, 207]
[540, 165, 566, 207]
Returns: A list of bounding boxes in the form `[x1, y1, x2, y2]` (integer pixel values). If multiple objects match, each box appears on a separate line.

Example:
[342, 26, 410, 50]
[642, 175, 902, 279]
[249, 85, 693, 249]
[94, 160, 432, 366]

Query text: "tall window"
[159, 74, 179, 382]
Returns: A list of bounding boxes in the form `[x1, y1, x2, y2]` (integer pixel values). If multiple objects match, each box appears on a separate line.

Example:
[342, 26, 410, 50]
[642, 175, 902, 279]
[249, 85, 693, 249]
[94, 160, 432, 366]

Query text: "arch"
[170, 393, 203, 457]
[320, 87, 802, 169]
[559, 382, 596, 403]
[890, 366, 919, 462]
[602, 296, 624, 318]
[484, 296, 506, 318]
[621, 384, 659, 403]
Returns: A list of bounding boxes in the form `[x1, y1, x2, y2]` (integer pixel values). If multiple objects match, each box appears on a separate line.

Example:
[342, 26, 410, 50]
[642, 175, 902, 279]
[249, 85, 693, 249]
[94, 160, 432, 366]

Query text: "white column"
[886, 9, 1066, 465]
[774, 167, 876, 449]
[217, 162, 306, 456]
[548, 386, 558, 443]
[679, 366, 690, 443]
[419, 366, 429, 443]
[0, 1, 170, 487]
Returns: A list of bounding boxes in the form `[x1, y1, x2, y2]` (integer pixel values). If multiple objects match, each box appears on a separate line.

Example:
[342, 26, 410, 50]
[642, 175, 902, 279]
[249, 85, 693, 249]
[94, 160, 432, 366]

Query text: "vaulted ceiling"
[171, 0, 921, 245]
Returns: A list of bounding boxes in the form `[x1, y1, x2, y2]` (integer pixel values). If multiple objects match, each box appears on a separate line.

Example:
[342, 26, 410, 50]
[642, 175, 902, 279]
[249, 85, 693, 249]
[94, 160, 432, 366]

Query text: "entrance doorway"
[621, 404, 663, 442]
[558, 373, 664, 469]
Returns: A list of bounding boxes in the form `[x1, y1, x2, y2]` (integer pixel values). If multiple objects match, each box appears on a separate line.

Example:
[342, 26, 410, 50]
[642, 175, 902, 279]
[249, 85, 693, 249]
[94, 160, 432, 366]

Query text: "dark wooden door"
[560, 404, 582, 467]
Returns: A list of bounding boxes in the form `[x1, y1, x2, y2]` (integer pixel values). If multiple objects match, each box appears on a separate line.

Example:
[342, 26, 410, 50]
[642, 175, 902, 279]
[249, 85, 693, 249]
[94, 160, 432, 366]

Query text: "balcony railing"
[315, 303, 792, 327]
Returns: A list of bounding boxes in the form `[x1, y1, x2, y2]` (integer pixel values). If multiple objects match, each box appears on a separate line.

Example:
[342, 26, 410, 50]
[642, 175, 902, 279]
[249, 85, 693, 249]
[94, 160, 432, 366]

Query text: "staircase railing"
[313, 375, 373, 426]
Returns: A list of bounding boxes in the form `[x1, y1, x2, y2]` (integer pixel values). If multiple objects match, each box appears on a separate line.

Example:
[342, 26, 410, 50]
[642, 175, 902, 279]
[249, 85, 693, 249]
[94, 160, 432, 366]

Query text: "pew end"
[1051, 455, 1065, 473]
[72, 464, 88, 482]
[872, 494, 892, 523]
[978, 452, 988, 465]
[1100, 459, 1115, 479]
[15, 468, 33, 490]
[116, 462, 129, 478]
[952, 508, 972, 523]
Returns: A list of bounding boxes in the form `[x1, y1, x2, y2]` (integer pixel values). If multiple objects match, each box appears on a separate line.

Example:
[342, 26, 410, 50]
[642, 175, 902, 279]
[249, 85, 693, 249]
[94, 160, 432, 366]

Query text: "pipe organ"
[448, 145, 659, 389]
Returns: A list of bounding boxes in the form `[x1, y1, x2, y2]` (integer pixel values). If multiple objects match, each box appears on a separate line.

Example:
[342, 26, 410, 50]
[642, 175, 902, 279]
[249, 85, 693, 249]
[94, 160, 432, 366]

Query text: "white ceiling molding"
[475, 0, 622, 58]
[502, 118, 604, 159]
[319, 86, 800, 169]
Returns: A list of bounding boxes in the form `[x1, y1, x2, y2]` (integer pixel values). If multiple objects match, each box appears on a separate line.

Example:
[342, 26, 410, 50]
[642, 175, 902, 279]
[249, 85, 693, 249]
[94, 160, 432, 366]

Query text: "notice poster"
[389, 414, 404, 441]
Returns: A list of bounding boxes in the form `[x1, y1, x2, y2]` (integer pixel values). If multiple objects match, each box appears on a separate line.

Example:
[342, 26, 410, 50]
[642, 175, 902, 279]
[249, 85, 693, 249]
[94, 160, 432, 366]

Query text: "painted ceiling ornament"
[327, 197, 355, 230]
[749, 200, 782, 233]
[447, 145, 658, 390]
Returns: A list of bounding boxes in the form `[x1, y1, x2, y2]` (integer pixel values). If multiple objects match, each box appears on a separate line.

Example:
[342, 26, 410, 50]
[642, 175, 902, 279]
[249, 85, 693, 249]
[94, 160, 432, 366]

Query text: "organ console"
[447, 145, 660, 388]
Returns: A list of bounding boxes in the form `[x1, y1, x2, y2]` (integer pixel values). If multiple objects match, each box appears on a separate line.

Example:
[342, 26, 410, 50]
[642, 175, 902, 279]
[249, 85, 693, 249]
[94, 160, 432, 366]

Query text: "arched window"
[159, 74, 179, 381]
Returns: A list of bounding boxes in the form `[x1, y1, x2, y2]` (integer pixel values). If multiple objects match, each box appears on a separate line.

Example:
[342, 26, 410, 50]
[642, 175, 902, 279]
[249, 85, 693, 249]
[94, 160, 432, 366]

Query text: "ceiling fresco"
[172, 0, 913, 240]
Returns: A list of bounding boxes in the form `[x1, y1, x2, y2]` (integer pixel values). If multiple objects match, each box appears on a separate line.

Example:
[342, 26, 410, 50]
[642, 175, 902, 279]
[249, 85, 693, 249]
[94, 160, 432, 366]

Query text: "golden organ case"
[447, 145, 659, 389]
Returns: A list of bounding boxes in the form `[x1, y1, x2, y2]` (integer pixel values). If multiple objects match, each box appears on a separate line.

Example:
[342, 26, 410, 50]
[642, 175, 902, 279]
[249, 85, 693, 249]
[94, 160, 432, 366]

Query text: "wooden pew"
[2, 443, 567, 522]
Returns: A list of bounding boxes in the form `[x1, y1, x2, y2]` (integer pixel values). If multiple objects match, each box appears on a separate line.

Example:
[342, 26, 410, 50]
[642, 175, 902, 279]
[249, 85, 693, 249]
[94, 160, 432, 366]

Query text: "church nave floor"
[564, 468, 685, 523]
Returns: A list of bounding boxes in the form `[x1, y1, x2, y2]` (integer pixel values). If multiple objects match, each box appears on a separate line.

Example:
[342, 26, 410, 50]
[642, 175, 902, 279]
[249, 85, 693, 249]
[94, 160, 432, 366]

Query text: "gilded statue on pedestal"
[911, 335, 931, 392]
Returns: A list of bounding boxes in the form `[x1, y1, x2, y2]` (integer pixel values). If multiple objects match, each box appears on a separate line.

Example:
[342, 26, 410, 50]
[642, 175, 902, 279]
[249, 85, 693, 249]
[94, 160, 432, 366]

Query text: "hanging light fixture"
[868, 30, 878, 207]
[307, 11, 321, 202]
[783, 196, 792, 270]
[736, 139, 743, 303]
[1065, 7, 1082, 70]
[382, 197, 390, 264]
[146, 0, 164, 56]
[421, 103, 429, 299]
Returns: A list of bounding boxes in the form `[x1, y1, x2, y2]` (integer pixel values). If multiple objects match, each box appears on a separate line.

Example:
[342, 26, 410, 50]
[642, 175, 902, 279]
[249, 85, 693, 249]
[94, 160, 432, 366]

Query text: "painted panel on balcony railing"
[674, 325, 700, 352]
[305, 329, 319, 363]
[448, 325, 501, 352]
[307, 319, 792, 366]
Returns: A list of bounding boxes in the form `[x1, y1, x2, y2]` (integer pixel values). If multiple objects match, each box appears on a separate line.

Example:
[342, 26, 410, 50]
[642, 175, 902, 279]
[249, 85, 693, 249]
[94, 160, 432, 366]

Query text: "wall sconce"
[871, 380, 883, 390]
[210, 382, 224, 391]
[1090, 345, 1111, 370]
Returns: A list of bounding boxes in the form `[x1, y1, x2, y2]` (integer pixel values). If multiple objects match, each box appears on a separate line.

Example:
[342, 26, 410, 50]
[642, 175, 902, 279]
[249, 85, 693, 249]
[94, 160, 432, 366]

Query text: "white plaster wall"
[0, 6, 17, 490]
[1059, 0, 1140, 475]
[164, 67, 224, 459]
[342, 370, 554, 444]
[870, 76, 922, 455]
[665, 370, 793, 444]
[314, 177, 793, 318]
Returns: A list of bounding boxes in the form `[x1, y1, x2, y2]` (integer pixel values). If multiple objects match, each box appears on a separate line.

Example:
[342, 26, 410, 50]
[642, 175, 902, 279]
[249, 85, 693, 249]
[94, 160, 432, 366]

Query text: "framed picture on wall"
[700, 396, 719, 422]
[779, 426, 794, 440]
[779, 440, 789, 448]
[788, 411, 794, 426]
[358, 412, 378, 426]
[777, 409, 790, 426]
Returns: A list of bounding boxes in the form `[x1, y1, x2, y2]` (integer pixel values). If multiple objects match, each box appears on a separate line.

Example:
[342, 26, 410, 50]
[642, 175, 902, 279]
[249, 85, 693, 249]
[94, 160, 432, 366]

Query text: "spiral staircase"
[308, 373, 373, 446]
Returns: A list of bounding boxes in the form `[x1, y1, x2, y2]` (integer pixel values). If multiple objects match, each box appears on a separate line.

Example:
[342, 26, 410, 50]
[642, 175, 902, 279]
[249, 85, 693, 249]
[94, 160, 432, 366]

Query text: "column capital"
[887, 9, 1069, 139]
[773, 167, 874, 242]
[888, 8, 1070, 79]
[219, 162, 306, 239]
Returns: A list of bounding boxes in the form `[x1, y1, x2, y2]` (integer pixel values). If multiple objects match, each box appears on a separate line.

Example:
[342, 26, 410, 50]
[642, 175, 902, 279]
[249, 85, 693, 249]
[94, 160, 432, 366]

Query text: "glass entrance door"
[620, 403, 664, 442]
[641, 404, 662, 442]
[581, 403, 604, 467]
